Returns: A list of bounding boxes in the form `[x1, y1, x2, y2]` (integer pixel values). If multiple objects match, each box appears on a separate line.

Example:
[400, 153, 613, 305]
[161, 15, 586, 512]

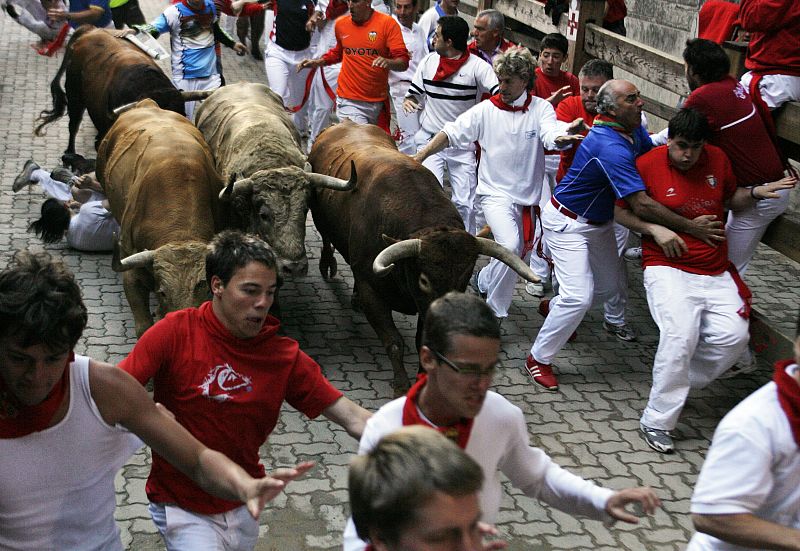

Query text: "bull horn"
[372, 237, 421, 277]
[306, 160, 357, 191]
[118, 250, 156, 271]
[218, 177, 253, 199]
[475, 237, 541, 283]
[112, 102, 139, 117]
[180, 89, 215, 102]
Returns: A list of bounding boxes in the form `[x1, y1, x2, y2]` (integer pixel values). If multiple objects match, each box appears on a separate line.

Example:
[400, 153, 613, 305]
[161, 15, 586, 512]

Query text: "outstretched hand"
[605, 487, 661, 524]
[547, 85, 573, 105]
[752, 175, 797, 200]
[244, 461, 316, 518]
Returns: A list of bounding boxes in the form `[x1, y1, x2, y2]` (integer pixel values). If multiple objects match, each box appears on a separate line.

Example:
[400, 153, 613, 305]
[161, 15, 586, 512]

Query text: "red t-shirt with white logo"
[120, 301, 343, 514]
[622, 144, 737, 275]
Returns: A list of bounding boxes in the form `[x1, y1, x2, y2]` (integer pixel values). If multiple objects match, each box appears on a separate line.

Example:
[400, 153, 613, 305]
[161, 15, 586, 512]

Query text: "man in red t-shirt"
[298, 0, 409, 126]
[680, 39, 797, 275]
[120, 230, 372, 550]
[615, 108, 794, 454]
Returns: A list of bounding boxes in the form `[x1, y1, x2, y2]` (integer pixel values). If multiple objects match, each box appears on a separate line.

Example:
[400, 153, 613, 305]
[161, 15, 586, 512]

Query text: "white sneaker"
[525, 281, 545, 297]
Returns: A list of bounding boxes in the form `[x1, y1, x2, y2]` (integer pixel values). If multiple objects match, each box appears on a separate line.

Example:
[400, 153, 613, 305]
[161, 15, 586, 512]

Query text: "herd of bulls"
[35, 26, 539, 394]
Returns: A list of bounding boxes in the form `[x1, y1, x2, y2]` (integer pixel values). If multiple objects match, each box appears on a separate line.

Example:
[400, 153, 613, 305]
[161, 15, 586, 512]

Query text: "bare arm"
[692, 513, 800, 551]
[728, 176, 797, 211]
[321, 396, 372, 440]
[625, 190, 725, 247]
[413, 131, 450, 163]
[614, 205, 688, 258]
[90, 361, 312, 518]
[372, 56, 408, 71]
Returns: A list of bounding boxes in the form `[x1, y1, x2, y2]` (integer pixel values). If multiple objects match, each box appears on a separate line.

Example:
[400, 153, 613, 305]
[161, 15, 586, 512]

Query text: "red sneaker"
[537, 299, 577, 342]
[525, 355, 559, 391]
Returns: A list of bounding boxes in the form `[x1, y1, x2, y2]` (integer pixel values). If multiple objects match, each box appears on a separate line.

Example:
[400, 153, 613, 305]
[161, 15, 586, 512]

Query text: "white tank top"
[0, 355, 143, 551]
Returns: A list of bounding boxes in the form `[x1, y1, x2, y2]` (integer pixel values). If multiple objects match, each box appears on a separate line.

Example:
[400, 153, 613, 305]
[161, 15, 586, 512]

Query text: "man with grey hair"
[413, 47, 584, 322]
[348, 426, 504, 551]
[524, 79, 727, 391]
[467, 9, 513, 64]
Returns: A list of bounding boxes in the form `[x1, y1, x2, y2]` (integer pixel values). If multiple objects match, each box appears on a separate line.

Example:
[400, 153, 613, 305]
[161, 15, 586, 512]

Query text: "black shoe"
[251, 46, 263, 61]
[13, 160, 39, 192]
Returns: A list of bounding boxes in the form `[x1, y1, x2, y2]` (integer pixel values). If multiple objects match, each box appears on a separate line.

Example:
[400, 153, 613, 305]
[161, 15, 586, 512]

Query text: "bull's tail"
[34, 25, 91, 136]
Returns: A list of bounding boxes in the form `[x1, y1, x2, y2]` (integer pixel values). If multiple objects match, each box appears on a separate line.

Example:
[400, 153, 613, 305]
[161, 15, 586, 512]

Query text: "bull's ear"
[381, 233, 400, 246]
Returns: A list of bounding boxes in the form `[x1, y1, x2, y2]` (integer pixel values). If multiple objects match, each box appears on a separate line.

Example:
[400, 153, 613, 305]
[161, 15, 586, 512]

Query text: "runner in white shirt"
[414, 47, 583, 320]
[688, 334, 800, 550]
[388, 0, 426, 154]
[404, 15, 497, 232]
[342, 292, 661, 550]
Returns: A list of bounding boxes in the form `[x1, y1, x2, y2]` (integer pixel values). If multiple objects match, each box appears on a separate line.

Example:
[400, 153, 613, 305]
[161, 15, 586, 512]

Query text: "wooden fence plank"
[584, 23, 690, 97]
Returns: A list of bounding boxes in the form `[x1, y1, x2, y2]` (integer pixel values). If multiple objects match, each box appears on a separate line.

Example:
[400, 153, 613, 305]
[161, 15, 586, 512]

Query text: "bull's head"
[113, 240, 210, 321]
[373, 227, 540, 313]
[219, 162, 356, 278]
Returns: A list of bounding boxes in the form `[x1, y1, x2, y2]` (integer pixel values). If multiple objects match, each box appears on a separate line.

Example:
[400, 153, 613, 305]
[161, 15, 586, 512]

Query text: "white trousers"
[416, 130, 478, 233]
[530, 202, 621, 363]
[149, 502, 259, 551]
[264, 42, 312, 132]
[726, 187, 792, 275]
[9, 0, 63, 40]
[389, 81, 419, 155]
[740, 72, 800, 110]
[603, 222, 630, 325]
[336, 97, 382, 125]
[307, 63, 340, 150]
[640, 266, 749, 431]
[476, 195, 526, 318]
[175, 75, 221, 122]
[529, 155, 557, 280]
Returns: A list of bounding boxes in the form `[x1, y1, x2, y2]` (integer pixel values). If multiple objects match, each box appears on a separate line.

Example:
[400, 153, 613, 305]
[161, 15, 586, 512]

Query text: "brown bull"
[96, 99, 224, 336]
[308, 121, 539, 394]
[194, 82, 355, 277]
[35, 25, 208, 154]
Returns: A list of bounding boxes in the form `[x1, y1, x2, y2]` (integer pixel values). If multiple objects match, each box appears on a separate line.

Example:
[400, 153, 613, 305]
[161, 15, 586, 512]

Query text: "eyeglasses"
[429, 348, 496, 379]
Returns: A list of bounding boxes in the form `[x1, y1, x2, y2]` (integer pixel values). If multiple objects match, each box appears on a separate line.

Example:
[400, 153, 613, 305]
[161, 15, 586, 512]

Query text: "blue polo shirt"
[553, 124, 652, 223]
[69, 0, 112, 28]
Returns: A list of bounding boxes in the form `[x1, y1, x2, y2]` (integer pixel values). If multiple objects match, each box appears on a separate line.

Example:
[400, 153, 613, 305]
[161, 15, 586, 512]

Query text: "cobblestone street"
[1, 5, 799, 550]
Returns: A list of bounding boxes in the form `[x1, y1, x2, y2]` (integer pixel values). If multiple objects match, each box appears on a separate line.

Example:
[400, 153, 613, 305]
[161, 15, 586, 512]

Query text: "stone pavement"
[1, 5, 799, 550]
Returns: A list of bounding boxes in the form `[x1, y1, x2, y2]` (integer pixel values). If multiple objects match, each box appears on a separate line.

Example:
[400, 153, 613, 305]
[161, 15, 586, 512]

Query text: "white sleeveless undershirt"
[0, 355, 143, 550]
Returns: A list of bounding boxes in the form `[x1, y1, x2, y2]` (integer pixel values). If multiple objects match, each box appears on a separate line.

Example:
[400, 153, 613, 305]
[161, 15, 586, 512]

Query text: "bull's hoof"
[319, 257, 337, 280]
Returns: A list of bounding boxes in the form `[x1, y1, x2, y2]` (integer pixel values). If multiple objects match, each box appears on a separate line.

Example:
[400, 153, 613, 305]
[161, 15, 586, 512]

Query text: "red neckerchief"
[489, 91, 533, 113]
[433, 50, 470, 81]
[726, 263, 752, 319]
[0, 351, 74, 438]
[773, 359, 800, 448]
[401, 373, 474, 449]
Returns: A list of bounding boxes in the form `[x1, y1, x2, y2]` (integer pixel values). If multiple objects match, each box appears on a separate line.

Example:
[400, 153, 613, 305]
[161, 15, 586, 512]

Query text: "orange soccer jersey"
[321, 10, 409, 102]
